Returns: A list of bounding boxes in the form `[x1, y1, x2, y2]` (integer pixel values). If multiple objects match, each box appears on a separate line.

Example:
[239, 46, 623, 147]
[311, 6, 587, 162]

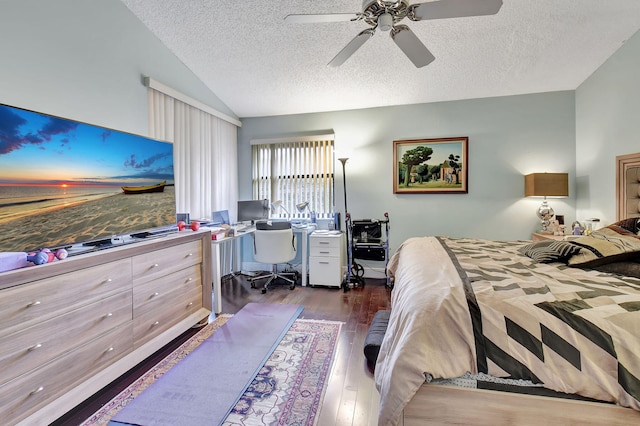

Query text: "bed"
[375, 155, 640, 426]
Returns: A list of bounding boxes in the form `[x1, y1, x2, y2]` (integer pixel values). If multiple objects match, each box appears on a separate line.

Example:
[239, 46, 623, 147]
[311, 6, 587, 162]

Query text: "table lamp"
[524, 172, 569, 232]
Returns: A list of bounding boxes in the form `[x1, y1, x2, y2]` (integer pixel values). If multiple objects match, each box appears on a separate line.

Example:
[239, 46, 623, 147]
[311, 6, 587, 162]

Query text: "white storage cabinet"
[308, 232, 345, 288]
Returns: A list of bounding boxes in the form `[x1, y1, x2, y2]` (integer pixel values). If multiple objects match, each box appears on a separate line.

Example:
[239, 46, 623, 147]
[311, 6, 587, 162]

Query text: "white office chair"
[250, 221, 299, 294]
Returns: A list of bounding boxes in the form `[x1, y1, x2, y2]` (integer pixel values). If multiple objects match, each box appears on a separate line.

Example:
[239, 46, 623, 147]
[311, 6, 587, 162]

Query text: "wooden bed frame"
[402, 152, 640, 424]
[404, 384, 640, 425]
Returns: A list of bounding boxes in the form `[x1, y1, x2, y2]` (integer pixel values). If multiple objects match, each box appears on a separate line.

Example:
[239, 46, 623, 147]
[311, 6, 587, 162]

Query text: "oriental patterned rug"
[81, 315, 342, 426]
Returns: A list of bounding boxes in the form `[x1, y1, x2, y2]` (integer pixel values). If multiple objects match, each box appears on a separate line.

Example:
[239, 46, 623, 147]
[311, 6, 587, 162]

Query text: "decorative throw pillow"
[589, 261, 640, 278]
[567, 227, 640, 267]
[607, 218, 640, 234]
[519, 240, 582, 263]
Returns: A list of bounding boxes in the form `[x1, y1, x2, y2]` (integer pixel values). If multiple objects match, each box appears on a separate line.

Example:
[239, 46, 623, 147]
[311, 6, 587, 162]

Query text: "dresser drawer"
[0, 323, 133, 424]
[132, 240, 202, 282]
[310, 244, 341, 257]
[0, 290, 132, 387]
[133, 285, 202, 347]
[309, 234, 342, 251]
[309, 256, 343, 287]
[133, 264, 202, 317]
[0, 259, 132, 337]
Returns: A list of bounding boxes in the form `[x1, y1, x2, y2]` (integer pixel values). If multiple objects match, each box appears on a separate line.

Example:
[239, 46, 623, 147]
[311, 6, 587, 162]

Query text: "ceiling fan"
[284, 0, 503, 68]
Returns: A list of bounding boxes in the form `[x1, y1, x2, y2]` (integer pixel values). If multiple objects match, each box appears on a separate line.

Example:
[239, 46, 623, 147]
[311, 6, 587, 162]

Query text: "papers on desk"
[312, 230, 341, 235]
[203, 225, 238, 240]
[201, 226, 224, 232]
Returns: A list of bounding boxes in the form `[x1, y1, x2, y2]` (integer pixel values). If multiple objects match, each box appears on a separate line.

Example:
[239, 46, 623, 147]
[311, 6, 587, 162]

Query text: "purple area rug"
[81, 312, 342, 426]
[109, 302, 303, 426]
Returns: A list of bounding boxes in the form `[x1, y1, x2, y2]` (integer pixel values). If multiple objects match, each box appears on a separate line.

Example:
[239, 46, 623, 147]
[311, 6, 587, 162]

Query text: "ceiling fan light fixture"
[379, 12, 393, 31]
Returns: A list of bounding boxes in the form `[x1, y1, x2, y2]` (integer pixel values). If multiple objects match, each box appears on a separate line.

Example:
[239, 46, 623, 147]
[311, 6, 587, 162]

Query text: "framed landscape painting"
[393, 137, 468, 194]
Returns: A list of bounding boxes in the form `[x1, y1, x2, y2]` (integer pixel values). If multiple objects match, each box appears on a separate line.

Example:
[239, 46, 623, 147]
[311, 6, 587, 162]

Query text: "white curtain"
[148, 88, 238, 221]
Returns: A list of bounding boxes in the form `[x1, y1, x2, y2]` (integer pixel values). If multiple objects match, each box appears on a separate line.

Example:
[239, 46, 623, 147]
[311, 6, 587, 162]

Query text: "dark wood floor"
[52, 275, 392, 426]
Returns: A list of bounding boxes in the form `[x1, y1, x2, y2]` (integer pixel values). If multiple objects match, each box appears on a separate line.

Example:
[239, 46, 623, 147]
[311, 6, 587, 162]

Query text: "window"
[251, 135, 334, 219]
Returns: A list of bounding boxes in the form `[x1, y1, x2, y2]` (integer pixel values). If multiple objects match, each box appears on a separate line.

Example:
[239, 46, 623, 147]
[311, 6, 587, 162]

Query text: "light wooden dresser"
[0, 229, 212, 425]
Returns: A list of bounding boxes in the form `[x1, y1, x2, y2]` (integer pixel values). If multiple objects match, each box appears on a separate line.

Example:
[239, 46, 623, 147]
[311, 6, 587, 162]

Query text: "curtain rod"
[251, 133, 335, 145]
[144, 76, 242, 127]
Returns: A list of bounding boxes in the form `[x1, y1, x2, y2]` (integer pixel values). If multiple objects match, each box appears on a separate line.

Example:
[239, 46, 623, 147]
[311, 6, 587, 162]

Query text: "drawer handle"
[152, 292, 160, 298]
[29, 343, 43, 351]
[27, 301, 41, 307]
[185, 277, 193, 283]
[320, 251, 331, 254]
[106, 347, 114, 352]
[153, 321, 160, 326]
[187, 302, 193, 307]
[152, 263, 159, 268]
[320, 242, 330, 245]
[104, 278, 113, 284]
[31, 386, 44, 395]
[104, 312, 113, 319]
[186, 253, 193, 257]
[320, 261, 330, 265]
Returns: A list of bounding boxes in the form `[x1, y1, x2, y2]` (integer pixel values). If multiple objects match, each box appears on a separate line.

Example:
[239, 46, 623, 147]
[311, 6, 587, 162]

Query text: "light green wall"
[0, 0, 237, 137]
[576, 29, 640, 224]
[4, 0, 635, 254]
[239, 92, 577, 251]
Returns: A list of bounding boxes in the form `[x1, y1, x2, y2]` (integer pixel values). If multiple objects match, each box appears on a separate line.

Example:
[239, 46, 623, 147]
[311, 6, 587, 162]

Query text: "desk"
[210, 226, 253, 314]
[209, 224, 315, 314]
[293, 224, 314, 288]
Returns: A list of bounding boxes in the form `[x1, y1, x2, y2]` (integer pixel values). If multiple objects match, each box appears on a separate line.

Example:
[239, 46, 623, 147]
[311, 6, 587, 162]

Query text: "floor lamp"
[339, 157, 356, 291]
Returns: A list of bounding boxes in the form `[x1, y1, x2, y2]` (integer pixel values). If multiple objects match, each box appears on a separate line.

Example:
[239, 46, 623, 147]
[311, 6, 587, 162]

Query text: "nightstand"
[531, 233, 567, 242]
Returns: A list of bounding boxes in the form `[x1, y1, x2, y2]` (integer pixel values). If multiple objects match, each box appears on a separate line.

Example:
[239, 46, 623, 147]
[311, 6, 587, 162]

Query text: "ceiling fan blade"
[328, 28, 375, 67]
[391, 25, 435, 68]
[410, 0, 503, 21]
[285, 13, 360, 24]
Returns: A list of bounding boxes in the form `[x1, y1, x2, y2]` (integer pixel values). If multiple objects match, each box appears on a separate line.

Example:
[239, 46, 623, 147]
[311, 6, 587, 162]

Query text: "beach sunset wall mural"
[0, 103, 176, 253]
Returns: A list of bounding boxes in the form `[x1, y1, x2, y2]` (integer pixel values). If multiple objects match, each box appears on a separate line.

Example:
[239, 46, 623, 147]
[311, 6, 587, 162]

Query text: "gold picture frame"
[393, 137, 468, 194]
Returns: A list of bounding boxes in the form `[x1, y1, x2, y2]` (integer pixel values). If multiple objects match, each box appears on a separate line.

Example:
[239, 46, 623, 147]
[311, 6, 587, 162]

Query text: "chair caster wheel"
[250, 283, 256, 288]
[289, 284, 295, 290]
[261, 288, 267, 294]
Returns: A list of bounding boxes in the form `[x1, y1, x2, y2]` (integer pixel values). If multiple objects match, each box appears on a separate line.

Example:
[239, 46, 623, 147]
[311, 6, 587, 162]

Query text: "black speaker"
[353, 246, 386, 261]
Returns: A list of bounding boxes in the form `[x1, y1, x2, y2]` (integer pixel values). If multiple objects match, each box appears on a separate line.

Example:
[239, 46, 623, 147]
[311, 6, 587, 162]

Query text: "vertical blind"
[251, 136, 334, 219]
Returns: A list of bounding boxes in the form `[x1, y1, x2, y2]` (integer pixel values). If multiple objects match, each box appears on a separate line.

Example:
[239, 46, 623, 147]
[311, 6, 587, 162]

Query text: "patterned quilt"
[375, 236, 640, 426]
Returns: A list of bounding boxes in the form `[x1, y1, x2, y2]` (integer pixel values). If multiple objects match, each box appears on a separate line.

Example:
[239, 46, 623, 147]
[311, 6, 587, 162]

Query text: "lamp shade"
[524, 173, 568, 197]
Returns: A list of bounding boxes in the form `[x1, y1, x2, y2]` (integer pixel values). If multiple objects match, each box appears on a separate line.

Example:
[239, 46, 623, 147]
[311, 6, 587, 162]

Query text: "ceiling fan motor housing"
[362, 0, 410, 28]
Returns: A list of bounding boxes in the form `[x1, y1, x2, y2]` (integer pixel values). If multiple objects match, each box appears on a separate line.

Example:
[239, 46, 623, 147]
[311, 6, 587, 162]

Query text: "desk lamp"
[296, 201, 315, 223]
[270, 200, 291, 220]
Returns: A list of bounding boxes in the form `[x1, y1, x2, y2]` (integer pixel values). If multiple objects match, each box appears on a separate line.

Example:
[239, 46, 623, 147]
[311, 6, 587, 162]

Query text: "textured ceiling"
[120, 0, 640, 118]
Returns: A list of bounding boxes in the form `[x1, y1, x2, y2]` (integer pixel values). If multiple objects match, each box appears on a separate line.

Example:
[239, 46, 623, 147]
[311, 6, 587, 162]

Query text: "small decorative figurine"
[0, 247, 69, 272]
[27, 248, 69, 265]
[573, 223, 582, 235]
